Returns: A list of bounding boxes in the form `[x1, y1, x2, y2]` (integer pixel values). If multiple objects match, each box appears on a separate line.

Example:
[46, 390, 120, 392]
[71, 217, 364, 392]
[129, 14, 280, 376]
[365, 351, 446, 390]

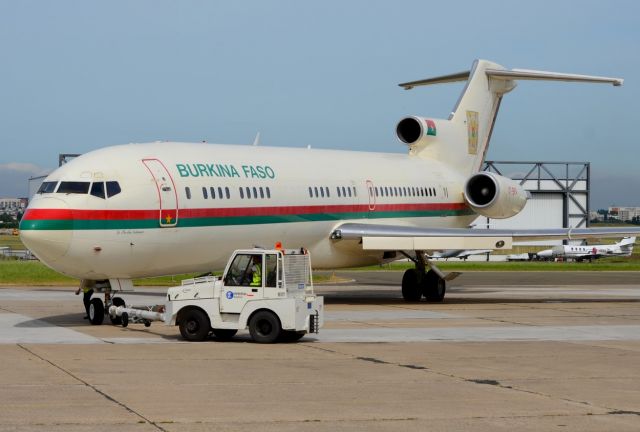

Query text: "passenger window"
[326, 187, 330, 198]
[309, 187, 313, 198]
[202, 187, 208, 199]
[353, 187, 357, 197]
[106, 181, 121, 198]
[314, 187, 319, 198]
[185, 187, 191, 199]
[90, 182, 105, 199]
[210, 187, 216, 199]
[239, 188, 244, 199]
[337, 187, 341, 197]
[225, 187, 230, 199]
[58, 181, 90, 194]
[266, 187, 271, 198]
[320, 187, 325, 198]
[259, 187, 264, 199]
[246, 187, 251, 199]
[347, 187, 352, 197]
[253, 187, 258, 198]
[37, 181, 58, 194]
[341, 186, 346, 197]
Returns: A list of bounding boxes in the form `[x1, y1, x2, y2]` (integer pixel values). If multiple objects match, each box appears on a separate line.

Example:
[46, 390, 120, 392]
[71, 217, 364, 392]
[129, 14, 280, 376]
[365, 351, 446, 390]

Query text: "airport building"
[0, 198, 28, 214]
[609, 207, 640, 222]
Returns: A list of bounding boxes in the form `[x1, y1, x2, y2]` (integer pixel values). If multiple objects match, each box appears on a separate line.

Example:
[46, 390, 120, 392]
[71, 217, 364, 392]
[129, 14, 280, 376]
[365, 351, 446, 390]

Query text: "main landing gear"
[400, 251, 457, 303]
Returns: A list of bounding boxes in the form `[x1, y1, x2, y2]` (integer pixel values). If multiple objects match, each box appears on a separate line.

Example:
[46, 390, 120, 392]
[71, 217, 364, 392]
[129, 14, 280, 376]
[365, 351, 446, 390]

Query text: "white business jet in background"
[20, 59, 640, 322]
[537, 237, 636, 261]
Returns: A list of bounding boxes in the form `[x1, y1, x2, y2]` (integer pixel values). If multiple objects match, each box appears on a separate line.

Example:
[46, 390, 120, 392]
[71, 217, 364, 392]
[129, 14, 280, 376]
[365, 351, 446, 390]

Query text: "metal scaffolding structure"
[483, 161, 591, 229]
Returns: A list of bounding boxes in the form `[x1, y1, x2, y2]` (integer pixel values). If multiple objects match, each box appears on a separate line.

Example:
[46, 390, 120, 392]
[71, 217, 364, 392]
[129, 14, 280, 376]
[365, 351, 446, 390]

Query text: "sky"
[0, 0, 638, 209]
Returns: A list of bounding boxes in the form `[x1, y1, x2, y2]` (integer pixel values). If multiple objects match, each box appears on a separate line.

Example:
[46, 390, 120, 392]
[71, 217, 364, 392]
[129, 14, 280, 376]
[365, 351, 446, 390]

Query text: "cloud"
[0, 162, 52, 198]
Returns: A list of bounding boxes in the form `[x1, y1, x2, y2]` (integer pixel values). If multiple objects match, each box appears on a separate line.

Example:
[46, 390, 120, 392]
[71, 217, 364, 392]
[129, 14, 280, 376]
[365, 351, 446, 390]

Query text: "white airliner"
[537, 237, 636, 261]
[20, 59, 640, 314]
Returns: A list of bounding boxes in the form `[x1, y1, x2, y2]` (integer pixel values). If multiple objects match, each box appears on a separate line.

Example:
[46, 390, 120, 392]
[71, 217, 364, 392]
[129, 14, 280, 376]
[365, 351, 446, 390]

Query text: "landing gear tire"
[109, 297, 125, 325]
[212, 329, 238, 340]
[280, 330, 306, 342]
[401, 269, 422, 302]
[179, 309, 211, 341]
[249, 311, 282, 343]
[88, 298, 104, 325]
[423, 270, 446, 302]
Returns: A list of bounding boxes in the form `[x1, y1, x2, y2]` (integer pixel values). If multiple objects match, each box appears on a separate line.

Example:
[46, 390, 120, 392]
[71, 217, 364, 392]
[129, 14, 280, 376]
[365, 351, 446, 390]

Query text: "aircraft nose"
[20, 197, 72, 265]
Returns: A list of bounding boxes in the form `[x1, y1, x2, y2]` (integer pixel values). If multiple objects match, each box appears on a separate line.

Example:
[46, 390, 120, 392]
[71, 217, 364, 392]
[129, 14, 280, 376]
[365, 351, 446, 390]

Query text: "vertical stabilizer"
[396, 60, 622, 176]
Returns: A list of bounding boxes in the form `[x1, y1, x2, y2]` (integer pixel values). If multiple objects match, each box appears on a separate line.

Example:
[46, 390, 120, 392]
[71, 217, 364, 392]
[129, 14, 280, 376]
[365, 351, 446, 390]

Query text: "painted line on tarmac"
[0, 313, 103, 344]
[309, 325, 640, 343]
[325, 310, 456, 321]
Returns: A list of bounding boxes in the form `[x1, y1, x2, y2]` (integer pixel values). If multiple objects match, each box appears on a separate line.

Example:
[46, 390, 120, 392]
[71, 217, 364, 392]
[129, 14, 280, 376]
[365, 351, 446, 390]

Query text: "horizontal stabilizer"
[486, 68, 623, 86]
[399, 62, 623, 90]
[399, 70, 470, 89]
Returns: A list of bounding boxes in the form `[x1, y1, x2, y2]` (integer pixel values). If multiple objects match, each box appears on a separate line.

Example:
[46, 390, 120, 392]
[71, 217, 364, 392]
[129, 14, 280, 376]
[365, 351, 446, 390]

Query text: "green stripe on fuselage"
[20, 208, 474, 230]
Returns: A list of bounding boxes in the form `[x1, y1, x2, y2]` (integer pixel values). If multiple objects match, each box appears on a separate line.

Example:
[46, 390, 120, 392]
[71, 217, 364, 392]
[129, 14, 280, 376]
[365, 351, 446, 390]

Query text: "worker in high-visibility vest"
[250, 255, 262, 287]
[75, 280, 95, 319]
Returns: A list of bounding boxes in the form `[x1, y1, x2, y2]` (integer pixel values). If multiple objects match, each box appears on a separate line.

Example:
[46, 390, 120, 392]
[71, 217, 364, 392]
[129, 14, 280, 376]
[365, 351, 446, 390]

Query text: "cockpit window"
[106, 181, 121, 198]
[90, 182, 106, 199]
[37, 181, 58, 194]
[57, 181, 90, 194]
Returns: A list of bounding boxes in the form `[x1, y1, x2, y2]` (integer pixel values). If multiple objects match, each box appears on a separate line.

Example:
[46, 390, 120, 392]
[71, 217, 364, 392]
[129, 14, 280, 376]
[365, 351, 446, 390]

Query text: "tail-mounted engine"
[463, 172, 528, 219]
[396, 116, 437, 147]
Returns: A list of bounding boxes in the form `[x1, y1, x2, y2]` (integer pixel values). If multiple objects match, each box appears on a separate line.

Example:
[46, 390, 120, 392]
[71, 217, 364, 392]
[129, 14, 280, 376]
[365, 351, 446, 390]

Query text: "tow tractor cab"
[110, 247, 324, 343]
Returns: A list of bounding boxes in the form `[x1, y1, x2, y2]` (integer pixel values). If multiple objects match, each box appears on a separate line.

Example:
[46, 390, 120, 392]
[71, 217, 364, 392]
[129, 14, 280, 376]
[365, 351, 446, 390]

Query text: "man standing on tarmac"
[75, 280, 95, 319]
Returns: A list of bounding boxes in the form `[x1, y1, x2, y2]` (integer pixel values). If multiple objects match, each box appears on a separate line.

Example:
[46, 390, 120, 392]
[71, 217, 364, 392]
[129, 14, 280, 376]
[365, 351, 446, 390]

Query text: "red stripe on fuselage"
[22, 202, 469, 221]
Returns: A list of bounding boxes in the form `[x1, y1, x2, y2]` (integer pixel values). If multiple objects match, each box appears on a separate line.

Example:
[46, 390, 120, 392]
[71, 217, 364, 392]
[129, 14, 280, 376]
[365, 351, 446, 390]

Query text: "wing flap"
[362, 236, 512, 251]
[331, 223, 640, 250]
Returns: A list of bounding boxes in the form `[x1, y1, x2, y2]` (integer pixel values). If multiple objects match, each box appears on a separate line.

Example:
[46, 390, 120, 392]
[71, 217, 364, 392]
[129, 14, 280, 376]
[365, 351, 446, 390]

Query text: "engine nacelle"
[463, 172, 528, 219]
[396, 116, 437, 146]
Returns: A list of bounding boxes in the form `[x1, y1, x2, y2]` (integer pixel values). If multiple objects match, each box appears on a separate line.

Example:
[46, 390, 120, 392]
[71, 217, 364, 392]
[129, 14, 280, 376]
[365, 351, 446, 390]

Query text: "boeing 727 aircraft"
[20, 59, 640, 321]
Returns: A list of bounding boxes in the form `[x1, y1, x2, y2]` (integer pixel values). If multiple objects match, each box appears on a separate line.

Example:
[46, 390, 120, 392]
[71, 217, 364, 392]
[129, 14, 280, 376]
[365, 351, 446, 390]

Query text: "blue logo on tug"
[226, 291, 234, 299]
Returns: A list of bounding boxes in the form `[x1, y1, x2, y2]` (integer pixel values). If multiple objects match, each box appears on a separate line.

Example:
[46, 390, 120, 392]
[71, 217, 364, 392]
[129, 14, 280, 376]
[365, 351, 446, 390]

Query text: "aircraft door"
[142, 159, 178, 227]
[365, 179, 376, 216]
[221, 253, 264, 313]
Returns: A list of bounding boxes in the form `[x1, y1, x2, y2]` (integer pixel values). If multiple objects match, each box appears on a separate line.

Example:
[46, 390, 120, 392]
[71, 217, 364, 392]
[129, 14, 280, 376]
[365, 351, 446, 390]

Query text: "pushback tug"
[108, 247, 323, 343]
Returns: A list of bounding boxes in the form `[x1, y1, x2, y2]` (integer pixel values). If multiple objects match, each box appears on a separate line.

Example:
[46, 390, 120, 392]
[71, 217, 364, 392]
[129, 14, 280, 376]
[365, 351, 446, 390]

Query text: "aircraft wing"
[330, 223, 640, 252]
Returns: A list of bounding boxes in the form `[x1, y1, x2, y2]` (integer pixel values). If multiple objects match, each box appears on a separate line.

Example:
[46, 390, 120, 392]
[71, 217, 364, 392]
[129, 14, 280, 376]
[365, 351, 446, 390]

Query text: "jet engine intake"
[463, 172, 528, 219]
[396, 116, 438, 147]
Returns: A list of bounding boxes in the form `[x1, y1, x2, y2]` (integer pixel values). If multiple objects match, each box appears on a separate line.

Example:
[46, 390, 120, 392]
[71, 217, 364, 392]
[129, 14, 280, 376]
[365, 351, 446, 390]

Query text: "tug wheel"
[179, 309, 210, 342]
[249, 311, 281, 344]
[110, 297, 125, 325]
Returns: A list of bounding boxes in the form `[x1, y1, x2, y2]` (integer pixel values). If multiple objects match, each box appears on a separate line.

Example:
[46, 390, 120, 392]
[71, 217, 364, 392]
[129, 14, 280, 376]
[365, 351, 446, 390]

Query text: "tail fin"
[397, 59, 623, 175]
[618, 236, 636, 254]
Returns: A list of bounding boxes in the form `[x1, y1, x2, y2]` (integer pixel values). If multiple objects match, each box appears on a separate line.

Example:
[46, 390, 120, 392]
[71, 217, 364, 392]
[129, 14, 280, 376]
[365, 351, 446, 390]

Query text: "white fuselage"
[21, 142, 476, 279]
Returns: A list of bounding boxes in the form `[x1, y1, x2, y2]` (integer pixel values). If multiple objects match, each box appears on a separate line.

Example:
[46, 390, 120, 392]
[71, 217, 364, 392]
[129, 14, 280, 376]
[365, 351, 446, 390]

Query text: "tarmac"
[1, 271, 639, 431]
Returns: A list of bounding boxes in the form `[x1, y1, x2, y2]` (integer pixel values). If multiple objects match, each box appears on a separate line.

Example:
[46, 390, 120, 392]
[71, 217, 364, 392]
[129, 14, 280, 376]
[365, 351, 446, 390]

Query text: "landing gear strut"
[400, 251, 450, 303]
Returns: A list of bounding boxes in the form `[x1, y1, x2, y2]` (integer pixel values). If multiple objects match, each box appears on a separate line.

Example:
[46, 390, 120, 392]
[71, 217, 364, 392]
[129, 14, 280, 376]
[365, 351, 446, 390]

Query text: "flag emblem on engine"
[425, 119, 437, 136]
